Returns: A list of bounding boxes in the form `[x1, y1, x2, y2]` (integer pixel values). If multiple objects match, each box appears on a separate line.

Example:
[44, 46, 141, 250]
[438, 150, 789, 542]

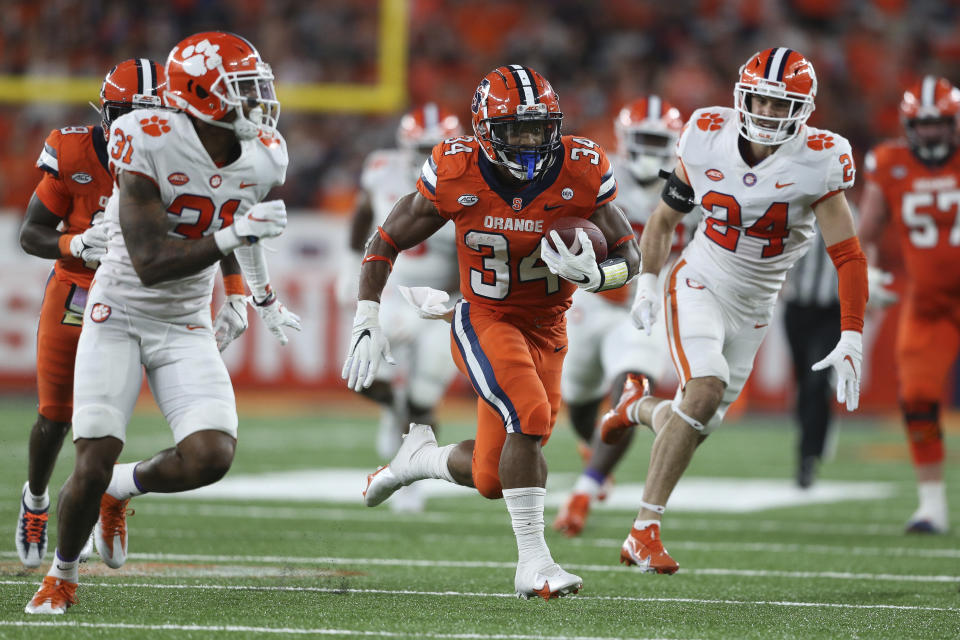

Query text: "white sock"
[572, 473, 602, 498]
[409, 443, 457, 484]
[106, 462, 146, 501]
[24, 485, 49, 511]
[48, 548, 79, 583]
[503, 487, 553, 567]
[626, 398, 643, 424]
[917, 481, 947, 513]
[633, 518, 660, 531]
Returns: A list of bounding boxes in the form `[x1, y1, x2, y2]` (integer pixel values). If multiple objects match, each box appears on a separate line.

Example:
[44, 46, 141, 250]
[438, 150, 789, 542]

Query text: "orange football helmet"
[397, 103, 463, 155]
[471, 65, 563, 181]
[99, 58, 166, 135]
[734, 47, 817, 145]
[899, 76, 960, 165]
[615, 96, 684, 183]
[164, 31, 279, 140]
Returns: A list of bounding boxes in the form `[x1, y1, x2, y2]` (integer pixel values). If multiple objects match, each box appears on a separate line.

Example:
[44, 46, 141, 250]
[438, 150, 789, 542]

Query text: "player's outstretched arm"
[812, 191, 868, 411]
[344, 191, 446, 391]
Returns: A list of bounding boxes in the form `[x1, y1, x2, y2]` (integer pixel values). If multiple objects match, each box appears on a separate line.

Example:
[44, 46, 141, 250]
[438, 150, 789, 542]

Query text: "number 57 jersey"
[417, 135, 617, 321]
[679, 106, 855, 305]
[98, 108, 288, 319]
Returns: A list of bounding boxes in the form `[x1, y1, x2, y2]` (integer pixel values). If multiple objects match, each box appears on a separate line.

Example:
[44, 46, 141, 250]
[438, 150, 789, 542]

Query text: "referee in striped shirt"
[783, 233, 840, 488]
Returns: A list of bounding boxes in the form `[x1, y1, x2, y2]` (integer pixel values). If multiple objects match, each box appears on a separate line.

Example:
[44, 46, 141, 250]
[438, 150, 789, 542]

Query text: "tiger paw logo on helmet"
[140, 115, 171, 137]
[697, 113, 724, 131]
[179, 39, 222, 78]
[806, 133, 835, 150]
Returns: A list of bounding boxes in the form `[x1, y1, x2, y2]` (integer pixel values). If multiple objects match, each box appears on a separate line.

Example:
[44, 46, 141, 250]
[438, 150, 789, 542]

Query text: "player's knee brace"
[903, 401, 944, 466]
[72, 403, 128, 441]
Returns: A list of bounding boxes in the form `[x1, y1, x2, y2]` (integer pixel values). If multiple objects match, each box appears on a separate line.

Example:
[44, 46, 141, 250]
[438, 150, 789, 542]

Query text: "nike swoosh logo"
[775, 181, 794, 189]
[240, 182, 257, 189]
[186, 324, 205, 331]
[247, 215, 268, 222]
[754, 322, 768, 329]
[352, 329, 371, 350]
[543, 204, 563, 211]
[571, 274, 591, 284]
[843, 354, 857, 377]
[554, 345, 566, 352]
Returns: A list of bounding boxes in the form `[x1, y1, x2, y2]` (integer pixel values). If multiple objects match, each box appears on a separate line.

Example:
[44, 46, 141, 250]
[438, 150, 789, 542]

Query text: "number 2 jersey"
[97, 108, 287, 319]
[34, 125, 113, 289]
[678, 106, 855, 305]
[416, 135, 617, 320]
[864, 140, 960, 307]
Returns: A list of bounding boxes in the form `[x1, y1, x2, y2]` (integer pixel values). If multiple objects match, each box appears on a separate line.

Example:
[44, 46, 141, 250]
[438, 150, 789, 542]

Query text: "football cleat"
[24, 576, 77, 614]
[16, 482, 49, 568]
[600, 373, 650, 444]
[78, 531, 95, 563]
[363, 424, 436, 507]
[905, 506, 948, 534]
[94, 493, 132, 569]
[553, 493, 591, 538]
[620, 522, 679, 574]
[515, 562, 583, 600]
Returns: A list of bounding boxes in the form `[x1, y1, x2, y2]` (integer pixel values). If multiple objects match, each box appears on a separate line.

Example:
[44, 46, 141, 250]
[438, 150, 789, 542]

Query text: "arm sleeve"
[826, 236, 868, 332]
[234, 243, 271, 300]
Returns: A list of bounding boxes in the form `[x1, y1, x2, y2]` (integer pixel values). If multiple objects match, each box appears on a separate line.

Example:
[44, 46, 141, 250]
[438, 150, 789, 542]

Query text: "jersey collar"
[478, 151, 564, 211]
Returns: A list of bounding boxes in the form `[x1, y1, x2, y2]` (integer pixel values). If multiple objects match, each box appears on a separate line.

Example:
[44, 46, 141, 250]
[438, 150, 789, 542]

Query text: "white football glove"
[630, 273, 661, 335]
[213, 294, 248, 352]
[867, 265, 897, 309]
[539, 229, 601, 291]
[335, 250, 362, 308]
[69, 224, 108, 268]
[398, 285, 455, 322]
[251, 290, 302, 346]
[342, 299, 395, 392]
[811, 330, 863, 411]
[232, 200, 288, 243]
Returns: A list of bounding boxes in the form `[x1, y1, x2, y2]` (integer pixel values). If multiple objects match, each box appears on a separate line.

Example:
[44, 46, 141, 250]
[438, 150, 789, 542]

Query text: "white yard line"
[0, 621, 674, 640]
[2, 552, 957, 583]
[1, 580, 956, 613]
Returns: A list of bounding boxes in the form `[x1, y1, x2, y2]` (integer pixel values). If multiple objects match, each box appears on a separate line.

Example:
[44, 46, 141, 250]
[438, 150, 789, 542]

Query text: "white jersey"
[98, 109, 287, 319]
[678, 106, 854, 304]
[361, 148, 458, 292]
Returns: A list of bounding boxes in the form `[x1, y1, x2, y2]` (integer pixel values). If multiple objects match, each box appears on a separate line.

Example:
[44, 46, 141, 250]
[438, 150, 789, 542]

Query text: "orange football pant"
[451, 302, 566, 499]
[36, 274, 85, 423]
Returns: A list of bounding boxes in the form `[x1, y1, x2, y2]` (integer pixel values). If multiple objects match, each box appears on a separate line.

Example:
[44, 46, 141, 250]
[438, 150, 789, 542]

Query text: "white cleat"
[515, 562, 583, 600]
[24, 576, 77, 614]
[905, 506, 949, 534]
[78, 531, 95, 563]
[93, 493, 131, 569]
[16, 481, 48, 568]
[363, 424, 437, 507]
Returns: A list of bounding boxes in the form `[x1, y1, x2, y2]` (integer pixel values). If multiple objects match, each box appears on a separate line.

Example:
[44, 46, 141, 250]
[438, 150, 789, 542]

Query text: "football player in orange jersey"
[14, 59, 183, 569]
[344, 65, 640, 599]
[858, 75, 960, 534]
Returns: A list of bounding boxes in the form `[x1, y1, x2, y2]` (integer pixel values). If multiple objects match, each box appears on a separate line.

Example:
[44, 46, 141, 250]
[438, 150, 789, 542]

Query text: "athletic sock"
[106, 462, 146, 501]
[503, 487, 553, 567]
[633, 518, 660, 531]
[917, 481, 947, 514]
[48, 548, 79, 583]
[24, 487, 49, 511]
[408, 443, 457, 484]
[573, 470, 604, 498]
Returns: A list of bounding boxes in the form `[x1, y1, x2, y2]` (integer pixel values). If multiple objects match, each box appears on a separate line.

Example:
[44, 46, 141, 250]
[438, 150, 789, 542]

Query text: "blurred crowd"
[0, 0, 957, 212]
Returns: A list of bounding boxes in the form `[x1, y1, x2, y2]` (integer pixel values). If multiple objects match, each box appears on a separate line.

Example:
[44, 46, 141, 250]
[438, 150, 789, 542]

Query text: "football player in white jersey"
[337, 104, 462, 511]
[598, 48, 868, 573]
[25, 32, 299, 615]
[554, 96, 696, 537]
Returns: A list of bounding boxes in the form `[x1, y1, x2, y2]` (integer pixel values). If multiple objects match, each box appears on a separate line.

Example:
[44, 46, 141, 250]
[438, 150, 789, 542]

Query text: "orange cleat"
[553, 493, 591, 537]
[24, 576, 77, 614]
[94, 493, 132, 569]
[620, 522, 679, 574]
[600, 373, 650, 444]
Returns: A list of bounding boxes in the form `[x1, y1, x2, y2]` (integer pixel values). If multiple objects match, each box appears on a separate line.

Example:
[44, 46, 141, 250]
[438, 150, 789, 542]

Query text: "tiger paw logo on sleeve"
[806, 133, 835, 150]
[696, 113, 724, 131]
[140, 115, 171, 137]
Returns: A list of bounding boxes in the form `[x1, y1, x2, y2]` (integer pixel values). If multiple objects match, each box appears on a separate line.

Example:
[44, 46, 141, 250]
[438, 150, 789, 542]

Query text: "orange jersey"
[865, 141, 960, 305]
[417, 135, 617, 320]
[34, 125, 113, 288]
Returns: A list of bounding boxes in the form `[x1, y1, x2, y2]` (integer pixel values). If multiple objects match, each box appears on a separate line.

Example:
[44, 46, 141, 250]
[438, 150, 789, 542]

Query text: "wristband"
[213, 227, 244, 254]
[222, 274, 245, 297]
[593, 257, 629, 292]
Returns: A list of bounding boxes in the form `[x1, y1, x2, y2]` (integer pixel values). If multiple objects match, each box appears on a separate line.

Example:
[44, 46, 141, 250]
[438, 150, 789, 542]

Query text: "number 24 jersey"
[416, 135, 617, 320]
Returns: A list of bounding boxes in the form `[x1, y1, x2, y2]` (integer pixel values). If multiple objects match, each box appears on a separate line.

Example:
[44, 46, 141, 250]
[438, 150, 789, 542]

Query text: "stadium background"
[0, 0, 956, 412]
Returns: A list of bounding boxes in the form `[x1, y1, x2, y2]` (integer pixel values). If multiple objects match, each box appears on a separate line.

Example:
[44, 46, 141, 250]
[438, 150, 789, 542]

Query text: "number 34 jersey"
[98, 108, 288, 318]
[417, 135, 617, 320]
[864, 140, 960, 305]
[679, 106, 855, 305]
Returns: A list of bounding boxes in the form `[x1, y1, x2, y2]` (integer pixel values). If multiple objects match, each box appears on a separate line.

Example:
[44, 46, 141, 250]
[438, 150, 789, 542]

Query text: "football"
[545, 216, 608, 262]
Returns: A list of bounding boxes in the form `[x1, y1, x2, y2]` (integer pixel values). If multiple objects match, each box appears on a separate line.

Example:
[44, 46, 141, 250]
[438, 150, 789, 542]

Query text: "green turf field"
[0, 394, 957, 639]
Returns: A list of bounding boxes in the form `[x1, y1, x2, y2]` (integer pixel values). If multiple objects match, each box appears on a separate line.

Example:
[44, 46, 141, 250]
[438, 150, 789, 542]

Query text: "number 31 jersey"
[679, 106, 855, 304]
[98, 108, 287, 318]
[417, 135, 617, 320]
